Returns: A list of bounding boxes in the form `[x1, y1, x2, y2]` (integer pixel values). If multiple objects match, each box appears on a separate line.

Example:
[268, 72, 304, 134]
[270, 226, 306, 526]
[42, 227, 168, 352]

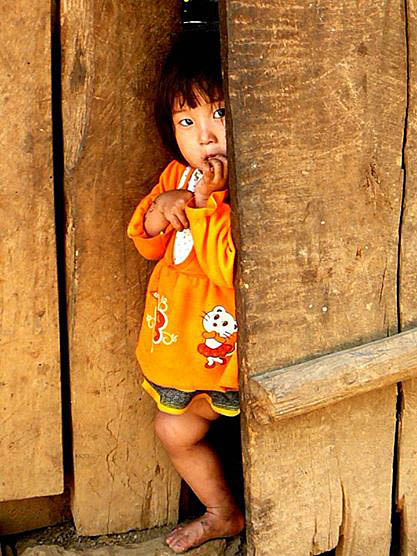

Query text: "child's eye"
[213, 107, 225, 119]
[179, 118, 193, 127]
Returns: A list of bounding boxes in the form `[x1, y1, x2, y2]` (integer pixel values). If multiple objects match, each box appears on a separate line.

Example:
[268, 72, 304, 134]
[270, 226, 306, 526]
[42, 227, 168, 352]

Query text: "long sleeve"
[127, 160, 185, 260]
[185, 190, 235, 288]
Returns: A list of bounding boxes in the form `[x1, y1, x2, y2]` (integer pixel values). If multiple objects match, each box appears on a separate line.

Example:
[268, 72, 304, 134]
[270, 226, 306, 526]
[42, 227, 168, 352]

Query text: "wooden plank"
[221, 0, 406, 553]
[397, 0, 417, 553]
[0, 2, 63, 500]
[250, 327, 417, 424]
[0, 495, 68, 535]
[245, 388, 396, 555]
[62, 1, 181, 535]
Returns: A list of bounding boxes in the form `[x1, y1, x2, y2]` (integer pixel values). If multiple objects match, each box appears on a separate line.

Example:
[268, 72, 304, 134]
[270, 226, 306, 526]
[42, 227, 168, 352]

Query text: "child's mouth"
[205, 153, 226, 161]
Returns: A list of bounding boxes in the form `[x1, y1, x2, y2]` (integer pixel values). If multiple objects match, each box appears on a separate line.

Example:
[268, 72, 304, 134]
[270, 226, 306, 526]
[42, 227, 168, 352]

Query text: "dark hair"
[155, 30, 223, 164]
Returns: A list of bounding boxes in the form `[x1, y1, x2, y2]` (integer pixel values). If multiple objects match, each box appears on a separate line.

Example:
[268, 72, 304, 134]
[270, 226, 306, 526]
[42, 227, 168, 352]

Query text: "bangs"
[171, 80, 223, 110]
[155, 29, 223, 163]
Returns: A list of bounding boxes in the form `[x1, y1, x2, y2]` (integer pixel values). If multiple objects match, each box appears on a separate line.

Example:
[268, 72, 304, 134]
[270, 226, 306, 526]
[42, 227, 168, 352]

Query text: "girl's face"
[172, 92, 226, 169]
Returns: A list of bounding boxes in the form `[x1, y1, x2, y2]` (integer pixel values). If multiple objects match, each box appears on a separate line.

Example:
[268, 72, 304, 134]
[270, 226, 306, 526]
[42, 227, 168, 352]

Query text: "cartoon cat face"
[202, 305, 238, 339]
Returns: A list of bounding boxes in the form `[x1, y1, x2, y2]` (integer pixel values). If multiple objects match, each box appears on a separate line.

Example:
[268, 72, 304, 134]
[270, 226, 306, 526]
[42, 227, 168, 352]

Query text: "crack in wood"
[397, 0, 411, 333]
[390, 0, 410, 553]
[51, 0, 73, 488]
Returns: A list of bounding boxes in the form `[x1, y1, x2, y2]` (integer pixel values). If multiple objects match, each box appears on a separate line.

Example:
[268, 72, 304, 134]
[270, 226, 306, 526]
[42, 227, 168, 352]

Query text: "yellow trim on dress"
[142, 378, 240, 417]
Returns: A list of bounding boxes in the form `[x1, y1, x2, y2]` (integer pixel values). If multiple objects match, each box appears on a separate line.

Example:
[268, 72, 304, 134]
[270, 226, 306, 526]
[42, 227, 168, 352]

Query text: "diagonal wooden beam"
[249, 327, 417, 424]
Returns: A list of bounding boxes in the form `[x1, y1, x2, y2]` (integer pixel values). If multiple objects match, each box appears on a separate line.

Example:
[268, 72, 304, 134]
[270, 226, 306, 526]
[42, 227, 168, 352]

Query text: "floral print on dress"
[146, 291, 177, 351]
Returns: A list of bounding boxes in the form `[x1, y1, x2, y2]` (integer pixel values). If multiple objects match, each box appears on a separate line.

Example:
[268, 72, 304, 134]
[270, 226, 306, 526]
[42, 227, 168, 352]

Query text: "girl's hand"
[194, 155, 228, 208]
[152, 190, 194, 232]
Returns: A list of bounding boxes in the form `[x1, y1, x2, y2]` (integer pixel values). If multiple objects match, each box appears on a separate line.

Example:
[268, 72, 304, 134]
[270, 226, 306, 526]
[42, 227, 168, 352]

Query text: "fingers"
[200, 160, 212, 178]
[202, 159, 222, 183]
[155, 192, 192, 231]
[201, 155, 228, 189]
[166, 199, 190, 231]
[211, 154, 228, 182]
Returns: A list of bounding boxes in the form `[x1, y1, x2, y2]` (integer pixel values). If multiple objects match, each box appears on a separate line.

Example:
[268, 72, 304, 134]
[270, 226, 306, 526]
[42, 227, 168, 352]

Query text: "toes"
[167, 533, 190, 554]
[166, 525, 196, 553]
[171, 538, 189, 552]
[166, 525, 183, 543]
[168, 542, 186, 554]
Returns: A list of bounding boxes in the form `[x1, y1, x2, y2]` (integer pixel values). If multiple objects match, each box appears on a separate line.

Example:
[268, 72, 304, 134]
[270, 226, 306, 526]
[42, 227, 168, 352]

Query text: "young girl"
[128, 30, 244, 553]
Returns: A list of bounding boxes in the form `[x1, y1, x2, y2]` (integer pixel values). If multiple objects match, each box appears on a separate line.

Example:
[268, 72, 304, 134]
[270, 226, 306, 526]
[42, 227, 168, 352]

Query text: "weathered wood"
[250, 327, 417, 424]
[397, 0, 417, 554]
[62, 1, 181, 534]
[245, 388, 396, 555]
[0, 495, 68, 535]
[222, 0, 406, 553]
[0, 2, 63, 500]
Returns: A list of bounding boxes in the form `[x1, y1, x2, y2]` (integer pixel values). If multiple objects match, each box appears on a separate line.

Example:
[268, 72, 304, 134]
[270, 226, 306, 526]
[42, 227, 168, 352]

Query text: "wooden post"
[62, 1, 181, 534]
[221, 0, 406, 553]
[0, 1, 63, 501]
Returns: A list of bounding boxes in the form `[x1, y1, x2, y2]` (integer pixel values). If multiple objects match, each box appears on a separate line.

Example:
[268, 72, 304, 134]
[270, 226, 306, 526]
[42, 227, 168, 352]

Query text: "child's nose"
[198, 125, 216, 145]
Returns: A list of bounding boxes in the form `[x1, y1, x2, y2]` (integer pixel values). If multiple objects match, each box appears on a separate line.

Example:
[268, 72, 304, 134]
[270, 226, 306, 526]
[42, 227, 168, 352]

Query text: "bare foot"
[166, 507, 244, 553]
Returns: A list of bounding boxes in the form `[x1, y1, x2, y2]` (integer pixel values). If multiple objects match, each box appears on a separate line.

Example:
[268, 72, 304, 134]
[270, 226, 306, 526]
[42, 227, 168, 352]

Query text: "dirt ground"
[1, 521, 244, 555]
[12, 522, 172, 551]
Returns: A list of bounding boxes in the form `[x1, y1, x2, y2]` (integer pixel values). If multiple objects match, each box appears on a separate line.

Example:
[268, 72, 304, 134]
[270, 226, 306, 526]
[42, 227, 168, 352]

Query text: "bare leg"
[154, 399, 244, 553]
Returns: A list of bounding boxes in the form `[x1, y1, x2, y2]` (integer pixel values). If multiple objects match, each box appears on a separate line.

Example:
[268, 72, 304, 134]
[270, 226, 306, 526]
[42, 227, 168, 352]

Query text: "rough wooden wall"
[0, 1, 63, 501]
[0, 495, 68, 535]
[397, 1, 417, 554]
[222, 0, 406, 554]
[61, 0, 181, 534]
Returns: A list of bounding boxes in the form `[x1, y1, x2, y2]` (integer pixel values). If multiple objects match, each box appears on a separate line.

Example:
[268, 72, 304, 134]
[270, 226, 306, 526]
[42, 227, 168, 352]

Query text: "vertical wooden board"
[62, 1, 181, 535]
[0, 3, 63, 500]
[222, 0, 406, 554]
[244, 388, 396, 555]
[397, 1, 417, 554]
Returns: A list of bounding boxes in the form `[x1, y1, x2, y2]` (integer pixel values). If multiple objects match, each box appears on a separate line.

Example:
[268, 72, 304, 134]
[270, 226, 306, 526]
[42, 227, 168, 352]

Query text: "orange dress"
[127, 160, 239, 416]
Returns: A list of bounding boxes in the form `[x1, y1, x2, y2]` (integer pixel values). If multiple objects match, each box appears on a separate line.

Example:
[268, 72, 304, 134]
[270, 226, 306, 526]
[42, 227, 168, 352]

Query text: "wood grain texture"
[250, 327, 417, 424]
[0, 2, 63, 500]
[397, 0, 417, 554]
[0, 494, 68, 535]
[222, 0, 406, 553]
[244, 388, 396, 556]
[62, 1, 181, 534]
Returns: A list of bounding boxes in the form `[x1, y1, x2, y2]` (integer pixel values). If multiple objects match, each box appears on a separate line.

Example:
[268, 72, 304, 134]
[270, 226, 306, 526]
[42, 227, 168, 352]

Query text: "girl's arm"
[186, 155, 235, 288]
[128, 161, 187, 260]
[186, 190, 235, 288]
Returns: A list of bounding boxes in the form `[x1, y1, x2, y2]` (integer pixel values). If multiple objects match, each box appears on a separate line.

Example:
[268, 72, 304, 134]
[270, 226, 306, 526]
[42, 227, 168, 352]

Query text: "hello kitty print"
[197, 305, 238, 368]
